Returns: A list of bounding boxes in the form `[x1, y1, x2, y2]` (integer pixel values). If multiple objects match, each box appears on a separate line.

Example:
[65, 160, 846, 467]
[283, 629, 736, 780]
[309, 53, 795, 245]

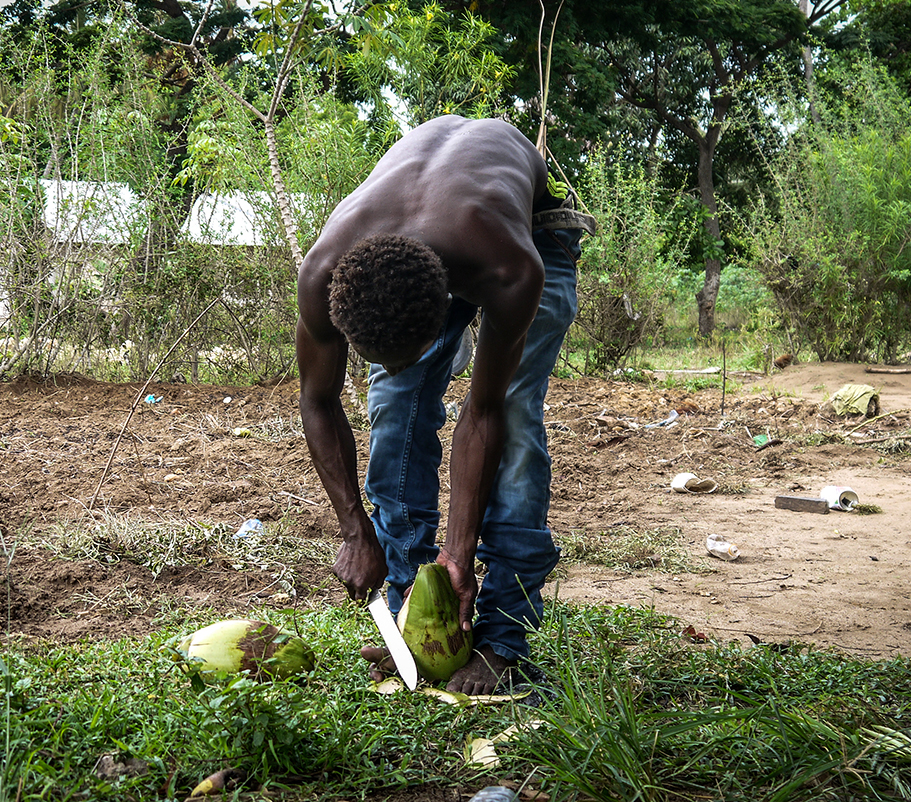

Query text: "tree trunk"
[799, 0, 822, 124]
[695, 137, 721, 338]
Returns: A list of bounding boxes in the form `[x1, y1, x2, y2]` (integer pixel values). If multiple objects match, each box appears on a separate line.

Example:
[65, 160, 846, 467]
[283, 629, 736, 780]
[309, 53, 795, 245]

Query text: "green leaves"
[512, 606, 911, 802]
[750, 58, 911, 362]
[344, 1, 515, 126]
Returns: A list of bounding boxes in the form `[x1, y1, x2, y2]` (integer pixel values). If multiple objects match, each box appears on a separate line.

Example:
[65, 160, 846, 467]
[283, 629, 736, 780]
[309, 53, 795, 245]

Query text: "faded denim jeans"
[364, 226, 582, 661]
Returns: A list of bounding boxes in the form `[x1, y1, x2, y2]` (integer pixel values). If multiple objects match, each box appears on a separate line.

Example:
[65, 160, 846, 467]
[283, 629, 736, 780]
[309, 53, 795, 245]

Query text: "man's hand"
[332, 530, 387, 601]
[437, 547, 478, 632]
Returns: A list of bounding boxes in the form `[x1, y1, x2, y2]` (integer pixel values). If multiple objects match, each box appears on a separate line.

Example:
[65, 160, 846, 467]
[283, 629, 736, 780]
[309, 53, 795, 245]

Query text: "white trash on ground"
[706, 533, 740, 561]
[820, 485, 859, 511]
[672, 472, 718, 493]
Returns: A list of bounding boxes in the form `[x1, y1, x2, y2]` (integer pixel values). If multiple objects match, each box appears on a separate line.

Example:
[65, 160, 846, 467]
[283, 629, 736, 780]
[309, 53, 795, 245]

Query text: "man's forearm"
[300, 394, 388, 599]
[300, 396, 371, 533]
[444, 402, 506, 561]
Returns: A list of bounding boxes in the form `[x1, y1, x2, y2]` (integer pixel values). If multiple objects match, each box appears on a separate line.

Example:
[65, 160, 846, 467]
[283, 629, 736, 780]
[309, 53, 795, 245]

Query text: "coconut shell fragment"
[177, 619, 314, 681]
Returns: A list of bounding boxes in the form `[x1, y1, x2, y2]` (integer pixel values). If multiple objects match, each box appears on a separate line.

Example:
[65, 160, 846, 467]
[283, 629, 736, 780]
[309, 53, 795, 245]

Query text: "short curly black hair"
[328, 234, 449, 356]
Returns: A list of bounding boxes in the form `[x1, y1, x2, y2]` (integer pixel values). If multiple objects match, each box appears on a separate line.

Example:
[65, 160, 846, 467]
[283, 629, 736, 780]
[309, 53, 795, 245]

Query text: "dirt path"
[3, 362, 910, 659]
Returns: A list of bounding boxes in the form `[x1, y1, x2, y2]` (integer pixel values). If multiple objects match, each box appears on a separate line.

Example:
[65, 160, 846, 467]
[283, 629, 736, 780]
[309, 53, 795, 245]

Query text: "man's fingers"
[460, 599, 474, 632]
[330, 566, 370, 601]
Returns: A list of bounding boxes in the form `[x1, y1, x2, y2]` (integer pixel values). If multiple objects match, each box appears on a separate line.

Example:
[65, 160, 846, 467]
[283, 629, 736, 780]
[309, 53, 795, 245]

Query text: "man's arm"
[295, 317, 386, 600]
[438, 252, 545, 630]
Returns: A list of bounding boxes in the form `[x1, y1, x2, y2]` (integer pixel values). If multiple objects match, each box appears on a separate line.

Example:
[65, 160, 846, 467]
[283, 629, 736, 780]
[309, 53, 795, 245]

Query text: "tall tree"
[836, 0, 911, 95]
[343, 1, 516, 128]
[440, 0, 846, 336]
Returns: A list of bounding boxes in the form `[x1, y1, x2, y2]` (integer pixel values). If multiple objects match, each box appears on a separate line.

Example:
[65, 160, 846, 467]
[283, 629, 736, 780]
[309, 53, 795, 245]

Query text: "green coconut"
[397, 563, 473, 682]
[177, 619, 314, 681]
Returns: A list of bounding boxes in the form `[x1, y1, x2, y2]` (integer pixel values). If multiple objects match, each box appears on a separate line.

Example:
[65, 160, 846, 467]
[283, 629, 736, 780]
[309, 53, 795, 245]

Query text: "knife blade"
[367, 589, 419, 691]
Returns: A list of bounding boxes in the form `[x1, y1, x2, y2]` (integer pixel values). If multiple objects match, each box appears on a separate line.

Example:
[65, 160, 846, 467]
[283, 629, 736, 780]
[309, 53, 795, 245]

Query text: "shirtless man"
[295, 115, 592, 695]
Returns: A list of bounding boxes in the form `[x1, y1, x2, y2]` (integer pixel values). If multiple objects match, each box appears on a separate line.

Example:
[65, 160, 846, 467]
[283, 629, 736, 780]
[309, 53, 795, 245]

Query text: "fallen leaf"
[465, 737, 499, 768]
[682, 625, 707, 643]
[189, 768, 247, 797]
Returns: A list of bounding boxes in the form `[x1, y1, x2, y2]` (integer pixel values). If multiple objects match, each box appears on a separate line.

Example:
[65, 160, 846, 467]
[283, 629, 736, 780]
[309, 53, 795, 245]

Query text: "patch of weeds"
[556, 525, 710, 574]
[852, 503, 883, 515]
[874, 439, 911, 455]
[749, 383, 802, 399]
[8, 584, 911, 802]
[7, 604, 517, 801]
[253, 414, 305, 442]
[152, 596, 223, 630]
[40, 514, 336, 579]
[658, 373, 732, 393]
[71, 583, 151, 619]
[514, 606, 911, 802]
[610, 366, 652, 383]
[715, 479, 752, 495]
[799, 431, 848, 447]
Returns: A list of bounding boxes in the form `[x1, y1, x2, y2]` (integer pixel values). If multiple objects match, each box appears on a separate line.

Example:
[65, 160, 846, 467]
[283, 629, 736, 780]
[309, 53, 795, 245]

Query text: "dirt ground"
[3, 361, 911, 661]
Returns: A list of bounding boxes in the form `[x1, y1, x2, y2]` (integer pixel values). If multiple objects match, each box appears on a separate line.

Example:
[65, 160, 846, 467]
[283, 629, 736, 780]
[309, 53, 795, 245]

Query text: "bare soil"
[4, 361, 911, 655]
[3, 361, 911, 799]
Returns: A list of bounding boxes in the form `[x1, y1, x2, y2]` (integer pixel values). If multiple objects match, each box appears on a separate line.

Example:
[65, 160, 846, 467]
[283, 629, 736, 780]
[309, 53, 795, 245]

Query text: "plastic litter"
[234, 518, 263, 538]
[468, 788, 518, 802]
[645, 409, 679, 429]
[144, 394, 161, 404]
[820, 485, 859, 511]
[829, 384, 879, 417]
[671, 473, 718, 493]
[706, 533, 740, 561]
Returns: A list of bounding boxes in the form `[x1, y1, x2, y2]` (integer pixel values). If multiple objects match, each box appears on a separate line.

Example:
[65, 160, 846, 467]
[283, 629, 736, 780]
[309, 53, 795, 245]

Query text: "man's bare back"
[298, 116, 549, 328]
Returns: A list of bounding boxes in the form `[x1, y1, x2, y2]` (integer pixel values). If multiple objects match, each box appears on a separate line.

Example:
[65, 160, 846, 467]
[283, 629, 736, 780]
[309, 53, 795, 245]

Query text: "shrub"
[569, 148, 698, 373]
[748, 60, 911, 363]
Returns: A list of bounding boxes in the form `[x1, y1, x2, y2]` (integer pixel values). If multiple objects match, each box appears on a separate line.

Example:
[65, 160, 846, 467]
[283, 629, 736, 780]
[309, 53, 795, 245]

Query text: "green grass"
[512, 605, 911, 802]
[2, 602, 517, 801]
[5, 560, 910, 801]
[41, 513, 336, 579]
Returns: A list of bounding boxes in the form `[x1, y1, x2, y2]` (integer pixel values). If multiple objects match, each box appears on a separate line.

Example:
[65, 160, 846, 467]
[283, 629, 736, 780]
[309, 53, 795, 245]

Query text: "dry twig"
[89, 297, 221, 509]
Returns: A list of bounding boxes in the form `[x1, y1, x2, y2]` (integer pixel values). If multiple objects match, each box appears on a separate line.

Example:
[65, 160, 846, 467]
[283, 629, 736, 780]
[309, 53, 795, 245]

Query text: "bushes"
[0, 25, 379, 383]
[567, 150, 699, 373]
[749, 61, 911, 363]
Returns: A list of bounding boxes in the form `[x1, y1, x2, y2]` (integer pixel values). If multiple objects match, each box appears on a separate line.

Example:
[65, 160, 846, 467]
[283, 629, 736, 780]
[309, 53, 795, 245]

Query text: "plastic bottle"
[706, 533, 740, 561]
[468, 788, 518, 802]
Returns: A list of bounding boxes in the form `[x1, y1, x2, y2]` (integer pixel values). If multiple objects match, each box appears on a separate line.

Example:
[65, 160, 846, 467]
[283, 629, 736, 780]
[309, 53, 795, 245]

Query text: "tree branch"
[706, 38, 729, 86]
[807, 0, 846, 25]
[189, 0, 214, 48]
[133, 17, 266, 120]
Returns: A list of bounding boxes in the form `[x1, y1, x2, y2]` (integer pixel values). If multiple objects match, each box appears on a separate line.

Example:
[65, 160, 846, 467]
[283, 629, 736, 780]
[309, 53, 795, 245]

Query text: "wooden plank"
[774, 496, 830, 514]
[865, 366, 911, 374]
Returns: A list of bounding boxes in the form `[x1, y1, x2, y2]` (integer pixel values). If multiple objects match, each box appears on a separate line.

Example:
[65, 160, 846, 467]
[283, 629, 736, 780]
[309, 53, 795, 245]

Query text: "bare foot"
[360, 645, 397, 683]
[446, 645, 517, 695]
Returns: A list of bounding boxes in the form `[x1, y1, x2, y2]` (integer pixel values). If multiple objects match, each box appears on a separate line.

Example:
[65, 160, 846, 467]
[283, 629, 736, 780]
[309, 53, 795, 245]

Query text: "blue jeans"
[364, 227, 582, 661]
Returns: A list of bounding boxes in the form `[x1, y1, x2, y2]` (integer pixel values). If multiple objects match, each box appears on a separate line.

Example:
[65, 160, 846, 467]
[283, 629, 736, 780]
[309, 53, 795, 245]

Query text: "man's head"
[329, 234, 450, 372]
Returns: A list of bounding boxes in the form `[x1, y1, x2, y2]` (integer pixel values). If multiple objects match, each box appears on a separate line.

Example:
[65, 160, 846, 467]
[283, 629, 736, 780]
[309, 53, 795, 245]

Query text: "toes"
[361, 645, 397, 677]
[360, 645, 388, 663]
